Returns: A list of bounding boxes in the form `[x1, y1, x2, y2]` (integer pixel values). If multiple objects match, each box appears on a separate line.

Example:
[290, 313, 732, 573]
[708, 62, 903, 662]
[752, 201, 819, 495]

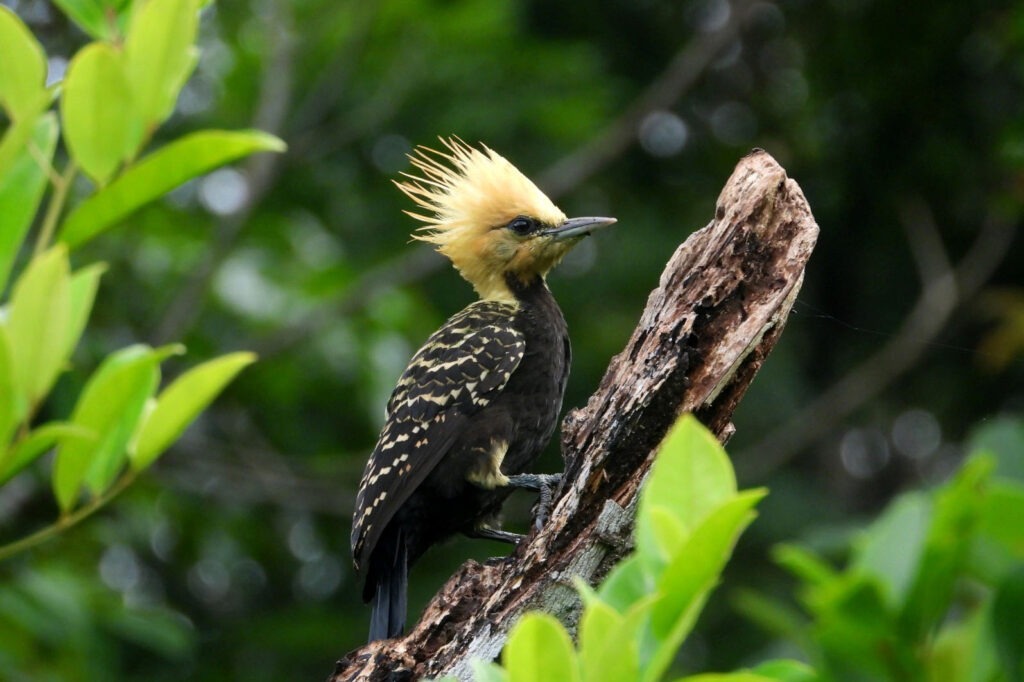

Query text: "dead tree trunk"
[330, 149, 819, 682]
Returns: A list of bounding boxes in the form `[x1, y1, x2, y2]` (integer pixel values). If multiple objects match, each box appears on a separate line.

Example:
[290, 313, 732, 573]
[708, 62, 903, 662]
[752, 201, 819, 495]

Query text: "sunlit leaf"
[50, 0, 128, 41]
[469, 661, 508, 682]
[59, 130, 286, 248]
[132, 351, 256, 469]
[65, 263, 107, 360]
[645, 490, 765, 682]
[60, 42, 139, 185]
[123, 0, 200, 127]
[7, 246, 71, 405]
[0, 7, 48, 121]
[0, 326, 24, 448]
[578, 583, 640, 682]
[637, 414, 735, 563]
[0, 114, 58, 291]
[0, 422, 94, 486]
[53, 344, 181, 511]
[503, 613, 578, 682]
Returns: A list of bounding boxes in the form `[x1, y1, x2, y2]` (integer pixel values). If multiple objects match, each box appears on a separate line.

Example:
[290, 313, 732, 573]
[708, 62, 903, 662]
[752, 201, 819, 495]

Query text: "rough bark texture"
[330, 150, 819, 682]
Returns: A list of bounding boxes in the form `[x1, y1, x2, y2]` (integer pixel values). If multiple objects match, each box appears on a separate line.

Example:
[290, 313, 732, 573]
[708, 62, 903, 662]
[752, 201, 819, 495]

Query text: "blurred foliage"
[737, 417, 1024, 681]
[1, 0, 1023, 679]
[473, 416, 810, 682]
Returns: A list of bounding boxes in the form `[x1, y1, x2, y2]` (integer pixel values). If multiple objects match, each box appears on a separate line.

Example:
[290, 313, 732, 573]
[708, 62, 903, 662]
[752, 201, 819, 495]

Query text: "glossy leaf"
[132, 352, 256, 469]
[597, 553, 649, 612]
[469, 662, 507, 682]
[645, 490, 765, 681]
[50, 0, 126, 41]
[123, 0, 200, 127]
[578, 583, 641, 682]
[61, 42, 138, 185]
[637, 414, 735, 563]
[65, 263, 107, 360]
[503, 613, 578, 682]
[59, 130, 286, 248]
[0, 7, 48, 121]
[7, 246, 71, 405]
[0, 422, 94, 486]
[0, 114, 58, 291]
[53, 344, 179, 511]
[0, 327, 23, 448]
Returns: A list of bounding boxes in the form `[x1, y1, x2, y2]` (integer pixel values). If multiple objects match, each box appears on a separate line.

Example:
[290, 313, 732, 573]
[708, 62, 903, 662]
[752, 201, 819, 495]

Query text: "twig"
[0, 470, 137, 562]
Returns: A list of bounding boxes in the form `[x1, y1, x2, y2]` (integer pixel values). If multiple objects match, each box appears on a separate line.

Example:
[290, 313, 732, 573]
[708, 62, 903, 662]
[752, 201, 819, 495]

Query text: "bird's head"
[395, 138, 616, 302]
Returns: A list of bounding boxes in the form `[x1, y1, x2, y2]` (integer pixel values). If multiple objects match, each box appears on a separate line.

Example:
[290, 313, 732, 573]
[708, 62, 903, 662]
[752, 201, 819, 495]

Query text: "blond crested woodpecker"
[350, 138, 615, 642]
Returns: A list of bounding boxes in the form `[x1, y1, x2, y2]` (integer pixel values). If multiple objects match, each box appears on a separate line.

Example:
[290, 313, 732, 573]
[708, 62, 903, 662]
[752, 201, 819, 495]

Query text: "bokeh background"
[3, 0, 1024, 679]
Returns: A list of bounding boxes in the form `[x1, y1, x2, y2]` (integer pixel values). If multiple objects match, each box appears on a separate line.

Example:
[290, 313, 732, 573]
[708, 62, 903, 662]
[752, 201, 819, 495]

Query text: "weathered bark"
[330, 150, 819, 682]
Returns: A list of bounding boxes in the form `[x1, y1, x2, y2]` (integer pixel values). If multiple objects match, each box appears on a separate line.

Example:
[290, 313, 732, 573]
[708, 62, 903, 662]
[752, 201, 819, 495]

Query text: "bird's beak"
[541, 216, 617, 241]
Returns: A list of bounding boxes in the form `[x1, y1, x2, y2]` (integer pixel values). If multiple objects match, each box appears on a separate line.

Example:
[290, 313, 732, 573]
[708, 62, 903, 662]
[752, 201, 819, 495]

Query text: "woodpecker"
[350, 138, 615, 642]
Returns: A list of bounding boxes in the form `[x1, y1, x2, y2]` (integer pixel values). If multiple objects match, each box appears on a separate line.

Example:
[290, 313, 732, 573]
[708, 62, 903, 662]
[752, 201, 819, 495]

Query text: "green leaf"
[50, 0, 128, 41]
[652, 490, 766, 638]
[578, 585, 640, 682]
[0, 94, 53, 179]
[773, 545, 838, 587]
[598, 554, 650, 612]
[59, 130, 286, 248]
[748, 660, 819, 682]
[503, 613, 578, 682]
[132, 352, 255, 469]
[60, 42, 139, 185]
[64, 263, 107, 360]
[0, 7, 48, 122]
[0, 113, 59, 291]
[637, 414, 735, 563]
[53, 344, 180, 511]
[0, 326, 25, 448]
[645, 490, 765, 682]
[852, 492, 931, 608]
[469, 662, 508, 682]
[123, 0, 200, 127]
[0, 422, 94, 486]
[899, 456, 991, 640]
[7, 246, 71, 405]
[675, 674, 775, 682]
[992, 566, 1024, 682]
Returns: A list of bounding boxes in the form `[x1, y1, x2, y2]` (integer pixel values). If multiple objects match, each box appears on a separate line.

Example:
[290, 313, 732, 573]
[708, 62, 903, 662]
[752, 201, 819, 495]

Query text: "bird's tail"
[365, 525, 408, 643]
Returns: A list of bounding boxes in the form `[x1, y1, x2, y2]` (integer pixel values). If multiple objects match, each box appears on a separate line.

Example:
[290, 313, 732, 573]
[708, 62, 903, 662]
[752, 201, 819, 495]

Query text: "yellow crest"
[395, 138, 566, 249]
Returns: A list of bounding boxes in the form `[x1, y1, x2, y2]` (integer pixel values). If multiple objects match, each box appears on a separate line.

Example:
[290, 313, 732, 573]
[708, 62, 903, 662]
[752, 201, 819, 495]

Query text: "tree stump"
[330, 149, 819, 681]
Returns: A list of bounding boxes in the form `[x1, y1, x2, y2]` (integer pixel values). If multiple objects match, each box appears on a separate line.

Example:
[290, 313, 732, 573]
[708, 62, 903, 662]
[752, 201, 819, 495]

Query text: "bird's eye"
[508, 216, 535, 235]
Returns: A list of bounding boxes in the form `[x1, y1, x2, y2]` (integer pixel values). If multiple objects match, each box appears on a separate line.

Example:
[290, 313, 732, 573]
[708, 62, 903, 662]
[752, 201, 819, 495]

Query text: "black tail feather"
[366, 526, 408, 643]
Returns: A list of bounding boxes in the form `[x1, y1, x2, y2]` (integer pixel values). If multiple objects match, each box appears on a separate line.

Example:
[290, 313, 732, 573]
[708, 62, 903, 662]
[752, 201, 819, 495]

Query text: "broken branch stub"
[331, 149, 819, 682]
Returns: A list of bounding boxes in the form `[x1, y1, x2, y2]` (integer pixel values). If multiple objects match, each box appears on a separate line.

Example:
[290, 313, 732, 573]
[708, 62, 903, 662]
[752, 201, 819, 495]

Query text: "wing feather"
[351, 300, 525, 571]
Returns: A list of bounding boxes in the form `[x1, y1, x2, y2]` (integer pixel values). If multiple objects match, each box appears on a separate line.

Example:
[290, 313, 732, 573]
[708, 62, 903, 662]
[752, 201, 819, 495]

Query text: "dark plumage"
[349, 138, 615, 642]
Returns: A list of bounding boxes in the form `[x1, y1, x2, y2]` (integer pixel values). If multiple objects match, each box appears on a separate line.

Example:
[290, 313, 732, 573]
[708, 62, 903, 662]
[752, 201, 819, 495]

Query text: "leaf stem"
[34, 160, 78, 256]
[0, 469, 137, 562]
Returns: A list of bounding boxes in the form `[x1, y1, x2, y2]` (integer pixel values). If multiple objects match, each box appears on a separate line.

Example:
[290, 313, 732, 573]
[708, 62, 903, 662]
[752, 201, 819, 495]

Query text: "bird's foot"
[465, 526, 525, 545]
[507, 472, 562, 530]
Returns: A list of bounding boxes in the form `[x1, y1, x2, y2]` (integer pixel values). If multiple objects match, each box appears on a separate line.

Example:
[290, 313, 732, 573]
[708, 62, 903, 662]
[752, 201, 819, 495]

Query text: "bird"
[350, 137, 616, 643]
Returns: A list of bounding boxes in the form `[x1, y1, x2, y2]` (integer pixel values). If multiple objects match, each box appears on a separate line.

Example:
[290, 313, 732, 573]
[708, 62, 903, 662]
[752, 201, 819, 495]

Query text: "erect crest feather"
[394, 137, 566, 248]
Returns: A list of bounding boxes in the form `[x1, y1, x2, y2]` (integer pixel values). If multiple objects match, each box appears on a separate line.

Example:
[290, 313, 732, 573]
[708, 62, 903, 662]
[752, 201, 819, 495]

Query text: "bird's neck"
[503, 271, 552, 307]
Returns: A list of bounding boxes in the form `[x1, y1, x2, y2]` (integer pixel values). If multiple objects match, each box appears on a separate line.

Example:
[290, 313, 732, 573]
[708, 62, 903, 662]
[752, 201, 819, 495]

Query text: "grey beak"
[541, 216, 617, 241]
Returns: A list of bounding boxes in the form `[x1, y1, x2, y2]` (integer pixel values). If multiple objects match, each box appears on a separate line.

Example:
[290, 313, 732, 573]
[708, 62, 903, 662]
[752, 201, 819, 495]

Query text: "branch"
[328, 150, 819, 680]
